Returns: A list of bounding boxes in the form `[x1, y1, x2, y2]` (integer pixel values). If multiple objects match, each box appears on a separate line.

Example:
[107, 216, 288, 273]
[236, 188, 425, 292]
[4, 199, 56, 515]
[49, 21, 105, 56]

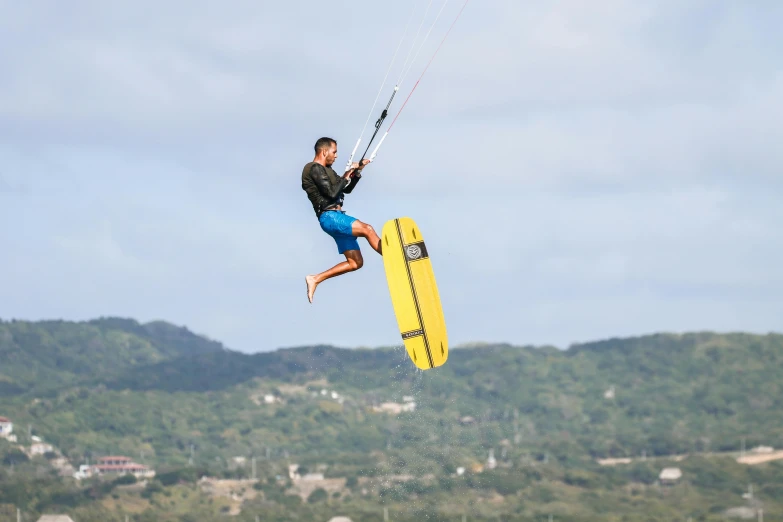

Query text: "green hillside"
[1, 319, 782, 521]
[0, 317, 224, 395]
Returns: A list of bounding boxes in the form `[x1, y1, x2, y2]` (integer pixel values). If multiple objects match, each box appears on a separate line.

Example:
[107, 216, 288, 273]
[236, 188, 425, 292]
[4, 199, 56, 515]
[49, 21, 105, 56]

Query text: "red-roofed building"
[98, 456, 133, 466]
[93, 455, 155, 479]
[0, 416, 13, 436]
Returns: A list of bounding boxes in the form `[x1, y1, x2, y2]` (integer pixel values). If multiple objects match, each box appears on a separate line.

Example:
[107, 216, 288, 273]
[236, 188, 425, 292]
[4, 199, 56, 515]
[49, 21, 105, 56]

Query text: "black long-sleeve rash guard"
[301, 162, 361, 218]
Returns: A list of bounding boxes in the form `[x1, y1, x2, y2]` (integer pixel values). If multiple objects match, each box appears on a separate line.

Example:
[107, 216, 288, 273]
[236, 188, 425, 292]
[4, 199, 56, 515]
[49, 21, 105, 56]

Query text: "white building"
[659, 467, 682, 484]
[0, 416, 13, 436]
[372, 401, 416, 415]
[487, 449, 497, 470]
[73, 464, 94, 480]
[31, 442, 55, 455]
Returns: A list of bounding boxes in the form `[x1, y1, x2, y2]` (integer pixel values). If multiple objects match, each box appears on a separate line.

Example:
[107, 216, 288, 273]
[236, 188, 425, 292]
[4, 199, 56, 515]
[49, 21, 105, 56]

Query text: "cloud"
[0, 0, 780, 352]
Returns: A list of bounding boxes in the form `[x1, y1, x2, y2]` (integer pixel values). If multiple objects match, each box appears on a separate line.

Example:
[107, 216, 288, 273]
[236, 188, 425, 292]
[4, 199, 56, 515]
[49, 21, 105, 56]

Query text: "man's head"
[314, 137, 337, 166]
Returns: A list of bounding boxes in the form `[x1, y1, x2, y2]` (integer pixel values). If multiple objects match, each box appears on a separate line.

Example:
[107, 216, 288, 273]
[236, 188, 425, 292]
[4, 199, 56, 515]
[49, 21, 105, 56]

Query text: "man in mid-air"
[301, 137, 382, 303]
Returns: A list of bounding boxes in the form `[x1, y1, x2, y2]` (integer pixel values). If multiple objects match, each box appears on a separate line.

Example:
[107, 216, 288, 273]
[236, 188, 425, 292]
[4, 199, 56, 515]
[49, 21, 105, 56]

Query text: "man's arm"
[344, 172, 361, 193]
[309, 163, 350, 199]
[344, 160, 369, 194]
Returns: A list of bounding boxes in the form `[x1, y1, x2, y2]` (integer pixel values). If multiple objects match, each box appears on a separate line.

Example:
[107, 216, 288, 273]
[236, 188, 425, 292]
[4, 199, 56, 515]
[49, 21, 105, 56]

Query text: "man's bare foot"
[305, 275, 318, 303]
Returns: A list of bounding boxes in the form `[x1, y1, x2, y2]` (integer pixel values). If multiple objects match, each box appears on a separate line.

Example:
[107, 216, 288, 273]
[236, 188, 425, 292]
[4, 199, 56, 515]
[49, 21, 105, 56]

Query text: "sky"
[1, 1, 781, 354]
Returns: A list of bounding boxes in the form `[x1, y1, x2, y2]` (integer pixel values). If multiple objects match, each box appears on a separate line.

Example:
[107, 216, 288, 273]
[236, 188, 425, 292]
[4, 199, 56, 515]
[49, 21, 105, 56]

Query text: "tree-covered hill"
[1, 319, 782, 521]
[2, 321, 782, 463]
[0, 317, 225, 395]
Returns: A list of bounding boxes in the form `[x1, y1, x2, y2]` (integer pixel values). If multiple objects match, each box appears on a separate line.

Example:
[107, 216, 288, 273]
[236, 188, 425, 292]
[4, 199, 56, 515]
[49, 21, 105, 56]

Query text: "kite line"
[344, 0, 471, 170]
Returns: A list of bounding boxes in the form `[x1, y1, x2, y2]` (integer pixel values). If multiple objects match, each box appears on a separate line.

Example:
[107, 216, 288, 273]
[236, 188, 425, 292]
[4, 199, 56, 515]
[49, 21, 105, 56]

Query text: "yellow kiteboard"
[381, 217, 448, 370]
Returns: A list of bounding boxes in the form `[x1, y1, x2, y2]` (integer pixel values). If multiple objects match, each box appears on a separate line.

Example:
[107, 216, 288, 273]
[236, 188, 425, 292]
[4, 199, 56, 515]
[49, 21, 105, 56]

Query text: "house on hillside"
[73, 464, 94, 480]
[36, 516, 76, 522]
[659, 467, 682, 485]
[91, 456, 155, 479]
[486, 449, 497, 470]
[372, 400, 416, 415]
[288, 464, 325, 482]
[0, 416, 13, 436]
[30, 441, 54, 455]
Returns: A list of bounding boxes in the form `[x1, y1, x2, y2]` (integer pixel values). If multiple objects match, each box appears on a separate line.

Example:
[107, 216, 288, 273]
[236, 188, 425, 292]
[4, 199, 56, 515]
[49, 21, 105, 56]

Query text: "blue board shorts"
[319, 210, 360, 254]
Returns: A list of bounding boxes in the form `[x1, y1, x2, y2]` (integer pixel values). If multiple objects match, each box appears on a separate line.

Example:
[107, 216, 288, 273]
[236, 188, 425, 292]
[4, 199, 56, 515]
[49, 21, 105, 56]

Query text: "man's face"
[324, 143, 337, 166]
[326, 143, 337, 167]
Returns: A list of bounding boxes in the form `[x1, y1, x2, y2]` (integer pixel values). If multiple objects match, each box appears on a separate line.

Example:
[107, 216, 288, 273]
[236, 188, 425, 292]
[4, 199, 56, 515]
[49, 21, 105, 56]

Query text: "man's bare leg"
[306, 250, 364, 303]
[351, 220, 382, 255]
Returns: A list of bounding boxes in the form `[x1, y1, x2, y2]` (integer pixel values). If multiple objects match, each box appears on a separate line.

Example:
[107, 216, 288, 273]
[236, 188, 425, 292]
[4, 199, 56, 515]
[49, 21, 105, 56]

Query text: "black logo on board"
[402, 329, 424, 340]
[405, 241, 428, 261]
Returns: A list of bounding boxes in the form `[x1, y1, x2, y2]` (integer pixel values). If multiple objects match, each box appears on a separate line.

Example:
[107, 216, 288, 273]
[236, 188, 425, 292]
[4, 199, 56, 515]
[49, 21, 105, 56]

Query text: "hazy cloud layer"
[2, 0, 781, 352]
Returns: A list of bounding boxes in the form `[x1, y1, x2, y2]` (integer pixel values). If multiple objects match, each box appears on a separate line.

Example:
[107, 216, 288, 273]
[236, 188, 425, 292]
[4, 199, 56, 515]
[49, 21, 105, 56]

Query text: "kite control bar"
[358, 87, 397, 164]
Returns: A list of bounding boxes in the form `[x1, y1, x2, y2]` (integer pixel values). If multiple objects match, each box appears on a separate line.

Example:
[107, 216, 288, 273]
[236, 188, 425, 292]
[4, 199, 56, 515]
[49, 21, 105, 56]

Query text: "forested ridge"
[1, 318, 781, 521]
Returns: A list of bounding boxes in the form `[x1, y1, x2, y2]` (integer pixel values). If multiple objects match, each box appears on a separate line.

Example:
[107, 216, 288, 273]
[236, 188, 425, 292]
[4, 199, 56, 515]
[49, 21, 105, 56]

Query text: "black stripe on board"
[395, 219, 434, 368]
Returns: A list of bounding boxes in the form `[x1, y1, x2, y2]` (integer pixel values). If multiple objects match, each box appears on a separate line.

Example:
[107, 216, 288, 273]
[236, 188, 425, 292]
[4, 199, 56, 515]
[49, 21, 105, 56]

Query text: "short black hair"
[314, 137, 336, 154]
